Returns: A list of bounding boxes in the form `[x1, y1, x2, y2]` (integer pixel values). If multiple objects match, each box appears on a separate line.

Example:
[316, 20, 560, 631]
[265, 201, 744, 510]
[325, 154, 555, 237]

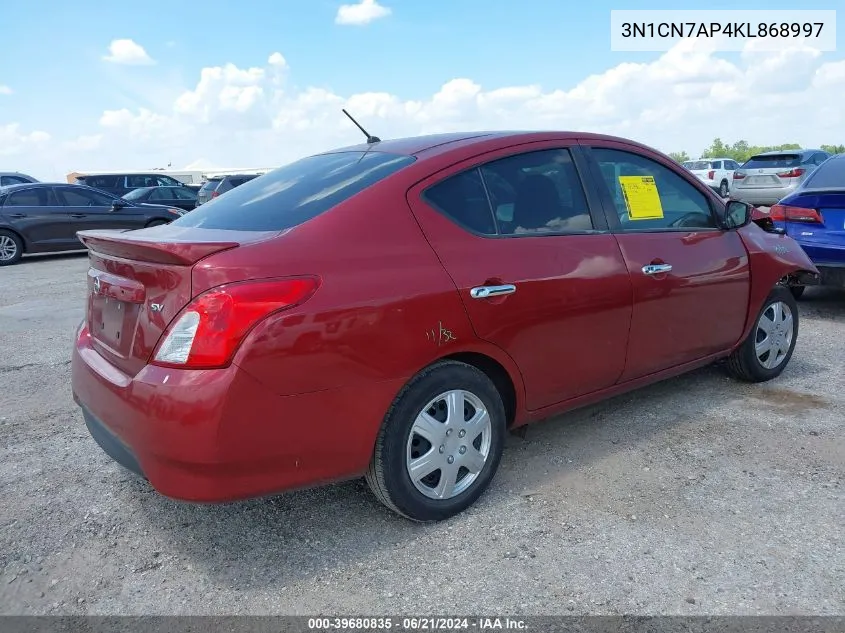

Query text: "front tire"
[726, 286, 798, 382]
[789, 286, 805, 300]
[365, 360, 506, 522]
[0, 230, 23, 266]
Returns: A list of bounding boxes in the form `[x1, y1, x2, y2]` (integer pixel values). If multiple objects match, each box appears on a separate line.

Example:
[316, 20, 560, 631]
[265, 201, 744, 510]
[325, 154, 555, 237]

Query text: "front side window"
[423, 148, 593, 236]
[591, 148, 717, 231]
[58, 187, 115, 207]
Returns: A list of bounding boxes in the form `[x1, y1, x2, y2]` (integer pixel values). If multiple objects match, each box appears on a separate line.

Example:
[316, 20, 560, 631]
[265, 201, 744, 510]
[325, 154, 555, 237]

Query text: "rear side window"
[175, 152, 415, 231]
[742, 154, 801, 169]
[81, 175, 119, 188]
[803, 157, 845, 189]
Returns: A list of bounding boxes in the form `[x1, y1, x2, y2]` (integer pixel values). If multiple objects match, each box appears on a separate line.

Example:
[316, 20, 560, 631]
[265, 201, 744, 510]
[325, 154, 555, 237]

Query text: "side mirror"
[723, 200, 752, 229]
[111, 199, 125, 212]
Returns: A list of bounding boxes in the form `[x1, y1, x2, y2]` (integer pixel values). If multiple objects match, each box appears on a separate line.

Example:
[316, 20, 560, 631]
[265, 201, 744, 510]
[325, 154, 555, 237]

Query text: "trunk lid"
[77, 226, 272, 377]
[735, 153, 803, 189]
[785, 192, 845, 250]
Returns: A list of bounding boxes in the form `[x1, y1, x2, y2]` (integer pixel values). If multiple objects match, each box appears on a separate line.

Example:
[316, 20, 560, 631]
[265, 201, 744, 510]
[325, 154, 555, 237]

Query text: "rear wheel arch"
[145, 218, 170, 228]
[0, 227, 27, 252]
[441, 351, 519, 428]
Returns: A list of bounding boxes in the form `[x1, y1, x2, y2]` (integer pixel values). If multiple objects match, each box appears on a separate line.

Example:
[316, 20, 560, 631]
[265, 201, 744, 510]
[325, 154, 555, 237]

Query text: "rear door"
[406, 141, 633, 411]
[0, 186, 77, 248]
[56, 186, 145, 231]
[582, 141, 751, 381]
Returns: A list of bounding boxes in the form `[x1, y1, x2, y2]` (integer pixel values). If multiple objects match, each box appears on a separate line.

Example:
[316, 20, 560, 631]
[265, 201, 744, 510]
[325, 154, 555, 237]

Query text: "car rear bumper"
[731, 185, 797, 205]
[71, 324, 398, 503]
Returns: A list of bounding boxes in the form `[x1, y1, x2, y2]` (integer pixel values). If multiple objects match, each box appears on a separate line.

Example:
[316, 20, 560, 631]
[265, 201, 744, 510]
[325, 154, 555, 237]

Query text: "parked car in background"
[195, 174, 260, 206]
[73, 173, 188, 197]
[122, 185, 198, 211]
[71, 130, 817, 522]
[730, 149, 831, 206]
[0, 183, 184, 265]
[682, 157, 740, 197]
[764, 153, 845, 298]
[0, 172, 39, 186]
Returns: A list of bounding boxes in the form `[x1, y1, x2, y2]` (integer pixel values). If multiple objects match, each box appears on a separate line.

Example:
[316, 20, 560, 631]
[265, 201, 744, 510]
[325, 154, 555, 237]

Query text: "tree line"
[668, 139, 845, 165]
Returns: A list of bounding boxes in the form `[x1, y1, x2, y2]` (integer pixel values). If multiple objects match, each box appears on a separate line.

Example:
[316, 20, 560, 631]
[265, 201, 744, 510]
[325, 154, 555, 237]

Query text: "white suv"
[681, 158, 740, 198]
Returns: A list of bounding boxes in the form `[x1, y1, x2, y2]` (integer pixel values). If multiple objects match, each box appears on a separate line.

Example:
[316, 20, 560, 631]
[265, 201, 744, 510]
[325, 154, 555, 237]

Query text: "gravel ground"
[0, 252, 843, 616]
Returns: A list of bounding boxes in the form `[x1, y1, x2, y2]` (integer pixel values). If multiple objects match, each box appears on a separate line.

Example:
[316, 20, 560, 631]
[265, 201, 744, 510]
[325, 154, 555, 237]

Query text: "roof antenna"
[342, 109, 381, 144]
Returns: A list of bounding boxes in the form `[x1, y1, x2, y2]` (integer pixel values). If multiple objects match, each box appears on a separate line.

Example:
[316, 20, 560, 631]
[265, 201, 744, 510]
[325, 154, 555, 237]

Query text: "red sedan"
[71, 130, 819, 522]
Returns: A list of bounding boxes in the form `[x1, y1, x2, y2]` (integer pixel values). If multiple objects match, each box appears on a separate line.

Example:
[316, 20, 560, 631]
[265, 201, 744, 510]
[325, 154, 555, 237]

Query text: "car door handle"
[470, 284, 517, 299]
[642, 264, 673, 275]
[70, 213, 87, 218]
[7, 213, 26, 218]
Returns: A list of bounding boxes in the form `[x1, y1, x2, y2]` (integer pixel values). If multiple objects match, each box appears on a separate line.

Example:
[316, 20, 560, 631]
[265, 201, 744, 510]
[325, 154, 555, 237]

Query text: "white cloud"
[335, 0, 391, 26]
[0, 85, 12, 95]
[268, 52, 287, 68]
[103, 39, 155, 65]
[2, 41, 845, 178]
[0, 124, 50, 157]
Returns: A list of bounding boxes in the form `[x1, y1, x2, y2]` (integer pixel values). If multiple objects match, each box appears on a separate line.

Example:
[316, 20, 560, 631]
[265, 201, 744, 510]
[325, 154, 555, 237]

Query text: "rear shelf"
[77, 228, 273, 377]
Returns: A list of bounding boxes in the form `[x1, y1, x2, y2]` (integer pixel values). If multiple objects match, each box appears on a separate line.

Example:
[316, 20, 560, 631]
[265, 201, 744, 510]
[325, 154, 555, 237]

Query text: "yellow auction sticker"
[619, 175, 664, 220]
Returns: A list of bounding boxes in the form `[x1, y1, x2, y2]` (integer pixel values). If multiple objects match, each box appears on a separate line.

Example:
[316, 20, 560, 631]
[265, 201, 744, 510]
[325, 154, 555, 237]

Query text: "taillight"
[211, 190, 219, 198]
[707, 170, 715, 180]
[734, 172, 745, 180]
[151, 277, 320, 369]
[777, 168, 805, 178]
[768, 204, 823, 224]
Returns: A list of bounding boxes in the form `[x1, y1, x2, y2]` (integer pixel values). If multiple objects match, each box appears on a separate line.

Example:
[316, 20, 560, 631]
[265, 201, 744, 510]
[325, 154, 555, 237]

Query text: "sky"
[1, 0, 843, 181]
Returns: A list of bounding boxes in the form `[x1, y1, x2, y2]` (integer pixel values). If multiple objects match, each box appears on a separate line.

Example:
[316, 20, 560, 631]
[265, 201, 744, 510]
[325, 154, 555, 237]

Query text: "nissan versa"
[71, 130, 819, 522]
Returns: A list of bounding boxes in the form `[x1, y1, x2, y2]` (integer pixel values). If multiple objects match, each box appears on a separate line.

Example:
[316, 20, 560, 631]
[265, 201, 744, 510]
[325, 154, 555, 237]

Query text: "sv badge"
[150, 303, 164, 313]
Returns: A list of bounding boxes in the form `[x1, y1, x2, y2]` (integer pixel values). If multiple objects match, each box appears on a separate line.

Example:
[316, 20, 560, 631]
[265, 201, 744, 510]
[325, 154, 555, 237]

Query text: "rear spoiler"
[76, 230, 239, 266]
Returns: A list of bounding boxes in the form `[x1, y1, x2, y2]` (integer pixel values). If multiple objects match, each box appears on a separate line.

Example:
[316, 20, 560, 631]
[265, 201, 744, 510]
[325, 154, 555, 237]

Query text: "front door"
[583, 142, 751, 381]
[55, 186, 144, 232]
[406, 142, 634, 411]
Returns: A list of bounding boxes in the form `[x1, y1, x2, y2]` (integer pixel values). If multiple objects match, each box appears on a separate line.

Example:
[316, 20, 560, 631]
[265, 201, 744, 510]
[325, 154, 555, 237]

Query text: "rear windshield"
[742, 154, 802, 169]
[198, 179, 221, 192]
[683, 161, 712, 170]
[174, 151, 416, 231]
[802, 156, 845, 189]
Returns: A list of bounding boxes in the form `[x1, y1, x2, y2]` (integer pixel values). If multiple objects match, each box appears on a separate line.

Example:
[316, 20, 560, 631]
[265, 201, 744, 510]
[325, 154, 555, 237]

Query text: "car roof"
[753, 148, 822, 157]
[319, 130, 669, 161]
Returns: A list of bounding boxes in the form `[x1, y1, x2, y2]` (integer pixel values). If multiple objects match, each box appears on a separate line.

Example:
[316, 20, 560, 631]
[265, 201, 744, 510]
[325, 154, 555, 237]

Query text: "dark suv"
[74, 173, 188, 197]
[195, 174, 260, 207]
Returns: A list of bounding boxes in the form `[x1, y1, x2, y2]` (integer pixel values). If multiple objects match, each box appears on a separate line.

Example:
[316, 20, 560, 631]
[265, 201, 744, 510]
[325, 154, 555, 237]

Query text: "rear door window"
[5, 188, 59, 207]
[174, 151, 415, 231]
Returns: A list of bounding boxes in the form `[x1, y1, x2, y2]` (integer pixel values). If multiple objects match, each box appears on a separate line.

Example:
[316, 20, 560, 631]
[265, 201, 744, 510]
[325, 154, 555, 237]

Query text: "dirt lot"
[1, 252, 843, 616]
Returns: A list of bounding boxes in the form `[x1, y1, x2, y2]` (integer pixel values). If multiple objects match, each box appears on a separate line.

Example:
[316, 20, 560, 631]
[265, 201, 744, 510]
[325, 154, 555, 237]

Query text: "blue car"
[770, 153, 845, 298]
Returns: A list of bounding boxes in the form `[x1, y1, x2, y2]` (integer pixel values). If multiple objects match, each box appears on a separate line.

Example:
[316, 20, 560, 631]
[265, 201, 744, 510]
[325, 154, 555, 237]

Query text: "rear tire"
[726, 285, 798, 383]
[0, 230, 23, 266]
[145, 219, 169, 228]
[719, 180, 729, 197]
[365, 360, 506, 522]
